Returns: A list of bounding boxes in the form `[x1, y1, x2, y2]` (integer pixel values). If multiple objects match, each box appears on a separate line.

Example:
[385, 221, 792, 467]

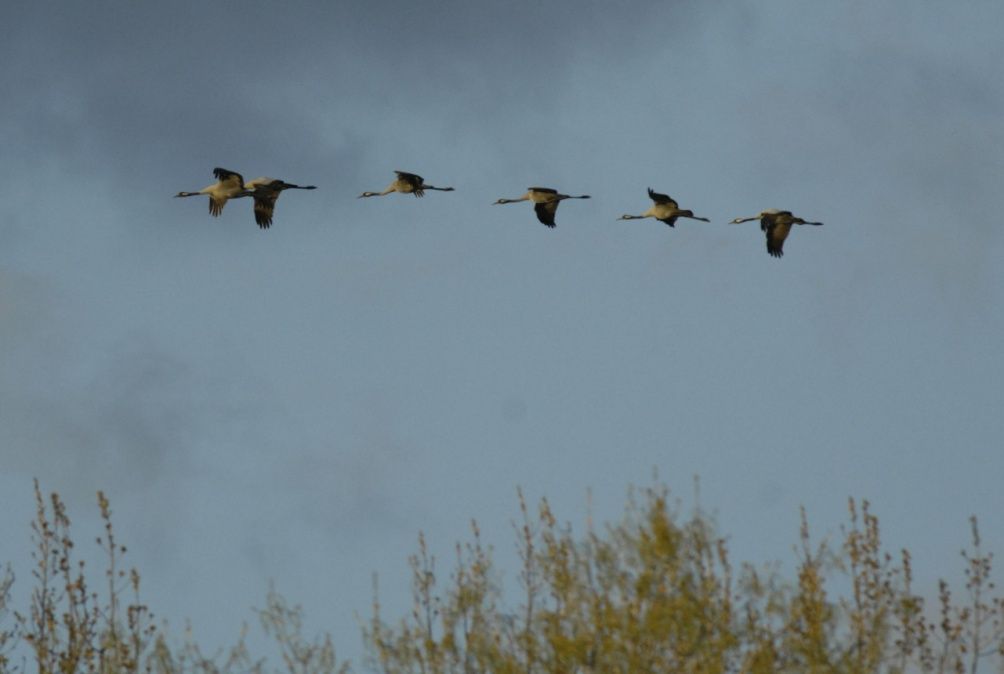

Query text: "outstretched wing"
[208, 196, 225, 217]
[395, 171, 424, 186]
[765, 221, 791, 257]
[213, 167, 245, 189]
[658, 216, 679, 228]
[647, 188, 678, 208]
[253, 193, 279, 229]
[534, 200, 559, 228]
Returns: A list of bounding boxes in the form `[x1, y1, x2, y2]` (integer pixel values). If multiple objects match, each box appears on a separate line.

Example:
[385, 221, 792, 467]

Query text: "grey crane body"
[730, 209, 823, 258]
[359, 171, 454, 198]
[493, 187, 591, 228]
[618, 188, 710, 228]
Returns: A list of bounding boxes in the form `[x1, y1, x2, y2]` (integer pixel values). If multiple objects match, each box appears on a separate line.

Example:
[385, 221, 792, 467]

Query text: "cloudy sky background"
[2, 0, 1003, 664]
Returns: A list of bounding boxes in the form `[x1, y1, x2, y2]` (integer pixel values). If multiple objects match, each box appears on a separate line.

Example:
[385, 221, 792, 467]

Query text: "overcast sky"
[2, 0, 1003, 665]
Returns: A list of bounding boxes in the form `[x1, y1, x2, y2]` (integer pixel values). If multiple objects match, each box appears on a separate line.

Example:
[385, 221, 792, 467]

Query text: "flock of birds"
[176, 168, 824, 258]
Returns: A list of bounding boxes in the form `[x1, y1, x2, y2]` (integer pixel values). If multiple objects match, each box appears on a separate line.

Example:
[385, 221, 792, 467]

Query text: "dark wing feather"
[208, 197, 224, 217]
[658, 216, 678, 228]
[253, 194, 278, 229]
[213, 167, 245, 188]
[761, 210, 791, 231]
[534, 201, 559, 228]
[528, 187, 558, 195]
[765, 221, 791, 257]
[647, 188, 677, 208]
[395, 171, 423, 186]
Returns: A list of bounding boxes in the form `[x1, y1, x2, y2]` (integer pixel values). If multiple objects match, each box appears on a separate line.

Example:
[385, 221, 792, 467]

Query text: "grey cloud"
[4, 337, 201, 498]
[2, 0, 705, 195]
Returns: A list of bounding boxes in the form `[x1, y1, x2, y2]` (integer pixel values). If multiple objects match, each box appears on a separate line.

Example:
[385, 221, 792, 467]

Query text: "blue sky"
[2, 0, 1003, 664]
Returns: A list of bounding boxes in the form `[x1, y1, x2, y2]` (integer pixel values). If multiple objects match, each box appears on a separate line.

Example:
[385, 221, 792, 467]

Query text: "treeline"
[1, 482, 1002, 674]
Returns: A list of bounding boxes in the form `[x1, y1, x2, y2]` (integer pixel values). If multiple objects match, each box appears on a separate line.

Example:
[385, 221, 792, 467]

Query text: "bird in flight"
[242, 177, 317, 229]
[493, 187, 591, 228]
[618, 188, 710, 227]
[359, 171, 454, 198]
[730, 209, 823, 258]
[175, 168, 250, 216]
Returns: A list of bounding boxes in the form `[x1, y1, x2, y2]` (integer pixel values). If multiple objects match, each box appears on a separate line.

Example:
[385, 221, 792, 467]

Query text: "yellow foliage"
[365, 489, 1004, 674]
[3, 483, 1004, 674]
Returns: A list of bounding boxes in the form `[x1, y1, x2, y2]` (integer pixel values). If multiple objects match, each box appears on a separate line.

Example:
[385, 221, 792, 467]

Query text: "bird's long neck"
[619, 214, 646, 220]
[175, 191, 202, 198]
[497, 196, 529, 204]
